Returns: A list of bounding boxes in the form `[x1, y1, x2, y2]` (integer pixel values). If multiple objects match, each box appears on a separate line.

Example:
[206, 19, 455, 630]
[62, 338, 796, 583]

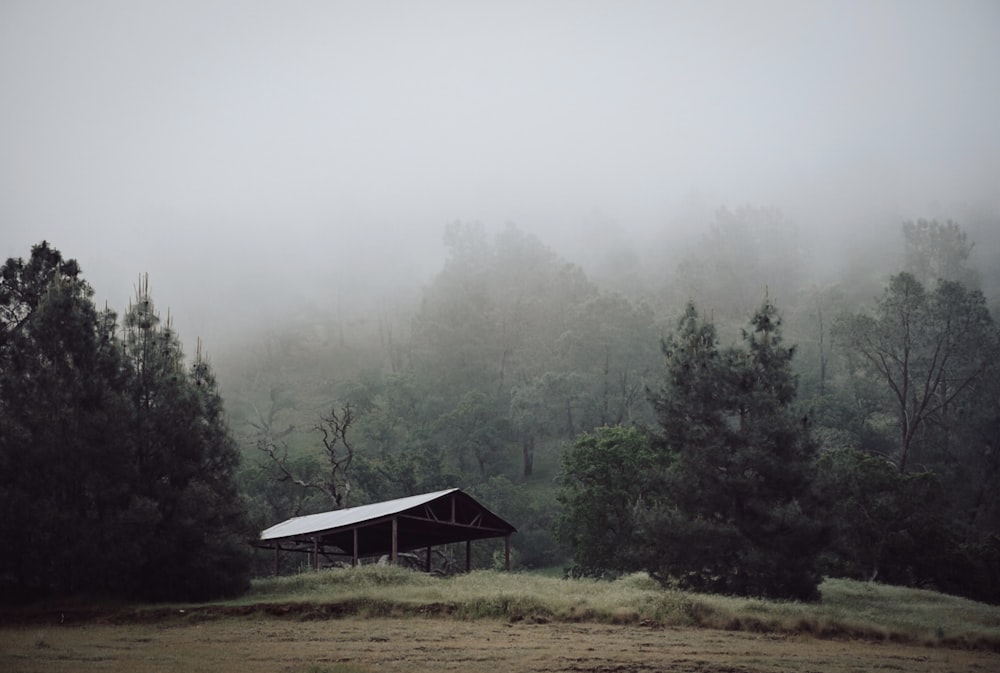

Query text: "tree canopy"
[834, 273, 999, 473]
[648, 300, 823, 599]
[0, 243, 250, 602]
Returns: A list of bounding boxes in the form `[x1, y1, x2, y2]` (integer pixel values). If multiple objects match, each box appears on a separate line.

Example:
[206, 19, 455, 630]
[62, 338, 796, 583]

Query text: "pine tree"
[121, 279, 250, 600]
[0, 243, 133, 597]
[1, 247, 249, 602]
[644, 300, 823, 600]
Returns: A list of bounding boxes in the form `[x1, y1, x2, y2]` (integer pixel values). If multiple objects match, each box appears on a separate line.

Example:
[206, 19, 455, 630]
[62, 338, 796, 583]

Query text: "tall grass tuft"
[247, 565, 436, 599]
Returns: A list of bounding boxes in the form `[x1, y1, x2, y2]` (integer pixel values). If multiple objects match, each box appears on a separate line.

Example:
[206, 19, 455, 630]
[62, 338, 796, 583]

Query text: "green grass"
[228, 566, 1000, 650]
[9, 566, 996, 652]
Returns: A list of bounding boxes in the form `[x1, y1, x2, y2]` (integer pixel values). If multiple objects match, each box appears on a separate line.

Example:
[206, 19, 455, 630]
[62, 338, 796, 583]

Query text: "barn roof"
[253, 488, 516, 564]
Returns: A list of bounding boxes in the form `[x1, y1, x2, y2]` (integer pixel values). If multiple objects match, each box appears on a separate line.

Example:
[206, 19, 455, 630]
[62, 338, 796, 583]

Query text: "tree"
[1, 246, 250, 602]
[435, 391, 511, 480]
[180, 342, 253, 595]
[343, 370, 458, 503]
[824, 230, 1000, 603]
[834, 273, 998, 473]
[675, 206, 806, 323]
[643, 300, 823, 600]
[258, 402, 360, 510]
[557, 425, 657, 575]
[949, 368, 1000, 542]
[473, 475, 562, 570]
[0, 243, 133, 598]
[409, 222, 601, 480]
[120, 276, 251, 601]
[0, 240, 83, 339]
[408, 222, 501, 415]
[557, 292, 661, 428]
[510, 371, 588, 477]
[813, 448, 941, 582]
[902, 219, 979, 288]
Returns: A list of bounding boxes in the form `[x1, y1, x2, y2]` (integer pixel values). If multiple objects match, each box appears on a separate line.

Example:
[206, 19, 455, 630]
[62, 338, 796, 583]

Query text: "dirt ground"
[2, 617, 998, 673]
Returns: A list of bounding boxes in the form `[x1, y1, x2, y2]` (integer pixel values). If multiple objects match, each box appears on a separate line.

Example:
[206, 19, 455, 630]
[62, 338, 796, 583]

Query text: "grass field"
[2, 567, 999, 673]
[237, 567, 1000, 649]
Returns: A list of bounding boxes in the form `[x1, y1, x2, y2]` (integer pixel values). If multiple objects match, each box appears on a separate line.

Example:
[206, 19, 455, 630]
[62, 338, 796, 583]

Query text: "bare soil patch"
[3, 616, 998, 673]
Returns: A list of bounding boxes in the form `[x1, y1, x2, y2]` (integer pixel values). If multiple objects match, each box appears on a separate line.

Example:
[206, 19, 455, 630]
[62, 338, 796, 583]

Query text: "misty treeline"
[225, 212, 999, 602]
[2, 206, 999, 604]
[0, 243, 249, 602]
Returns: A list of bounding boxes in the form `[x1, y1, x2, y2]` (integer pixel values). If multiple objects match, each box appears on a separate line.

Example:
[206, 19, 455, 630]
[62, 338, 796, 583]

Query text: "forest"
[2, 208, 999, 604]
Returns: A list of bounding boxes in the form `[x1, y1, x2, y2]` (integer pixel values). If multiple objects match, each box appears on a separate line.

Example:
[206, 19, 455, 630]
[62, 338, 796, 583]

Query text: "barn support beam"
[391, 517, 398, 565]
[352, 528, 359, 567]
[465, 539, 472, 572]
[425, 545, 432, 572]
[274, 544, 281, 577]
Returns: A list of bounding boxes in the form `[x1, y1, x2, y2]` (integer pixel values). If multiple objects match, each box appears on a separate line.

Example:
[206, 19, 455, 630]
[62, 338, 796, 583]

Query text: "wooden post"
[352, 528, 359, 568]
[274, 544, 281, 577]
[465, 539, 472, 572]
[391, 517, 398, 565]
[312, 537, 319, 571]
[504, 534, 511, 571]
[425, 545, 432, 572]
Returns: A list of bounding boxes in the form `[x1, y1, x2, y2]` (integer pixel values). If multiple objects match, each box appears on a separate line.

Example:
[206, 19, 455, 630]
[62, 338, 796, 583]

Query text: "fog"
[3, 0, 999, 349]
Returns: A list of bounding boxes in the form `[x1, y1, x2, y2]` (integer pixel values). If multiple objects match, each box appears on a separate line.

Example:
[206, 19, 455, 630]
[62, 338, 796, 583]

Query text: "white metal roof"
[259, 488, 460, 541]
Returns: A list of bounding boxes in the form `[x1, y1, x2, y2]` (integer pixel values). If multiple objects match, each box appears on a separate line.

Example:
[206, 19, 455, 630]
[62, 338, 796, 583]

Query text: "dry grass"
[2, 617, 999, 673]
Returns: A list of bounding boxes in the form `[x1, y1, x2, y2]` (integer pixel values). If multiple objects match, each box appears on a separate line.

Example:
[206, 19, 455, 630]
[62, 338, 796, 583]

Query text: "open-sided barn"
[253, 488, 516, 573]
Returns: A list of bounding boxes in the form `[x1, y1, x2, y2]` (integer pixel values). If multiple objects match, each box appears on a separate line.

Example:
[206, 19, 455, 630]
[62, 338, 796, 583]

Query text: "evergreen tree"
[0, 243, 133, 597]
[643, 300, 823, 600]
[121, 279, 250, 600]
[160, 343, 250, 600]
[1, 245, 249, 602]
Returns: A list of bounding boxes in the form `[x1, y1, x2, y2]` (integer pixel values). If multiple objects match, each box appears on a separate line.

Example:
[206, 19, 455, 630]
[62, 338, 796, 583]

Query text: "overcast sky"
[3, 0, 999, 347]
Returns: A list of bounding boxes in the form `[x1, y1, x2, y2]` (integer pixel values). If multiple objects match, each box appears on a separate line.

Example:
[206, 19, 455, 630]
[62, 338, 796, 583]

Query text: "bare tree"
[315, 403, 356, 508]
[257, 401, 358, 510]
[835, 273, 998, 473]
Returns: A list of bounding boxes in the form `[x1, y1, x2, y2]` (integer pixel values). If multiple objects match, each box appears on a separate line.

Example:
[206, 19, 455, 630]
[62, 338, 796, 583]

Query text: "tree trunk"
[522, 433, 535, 478]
